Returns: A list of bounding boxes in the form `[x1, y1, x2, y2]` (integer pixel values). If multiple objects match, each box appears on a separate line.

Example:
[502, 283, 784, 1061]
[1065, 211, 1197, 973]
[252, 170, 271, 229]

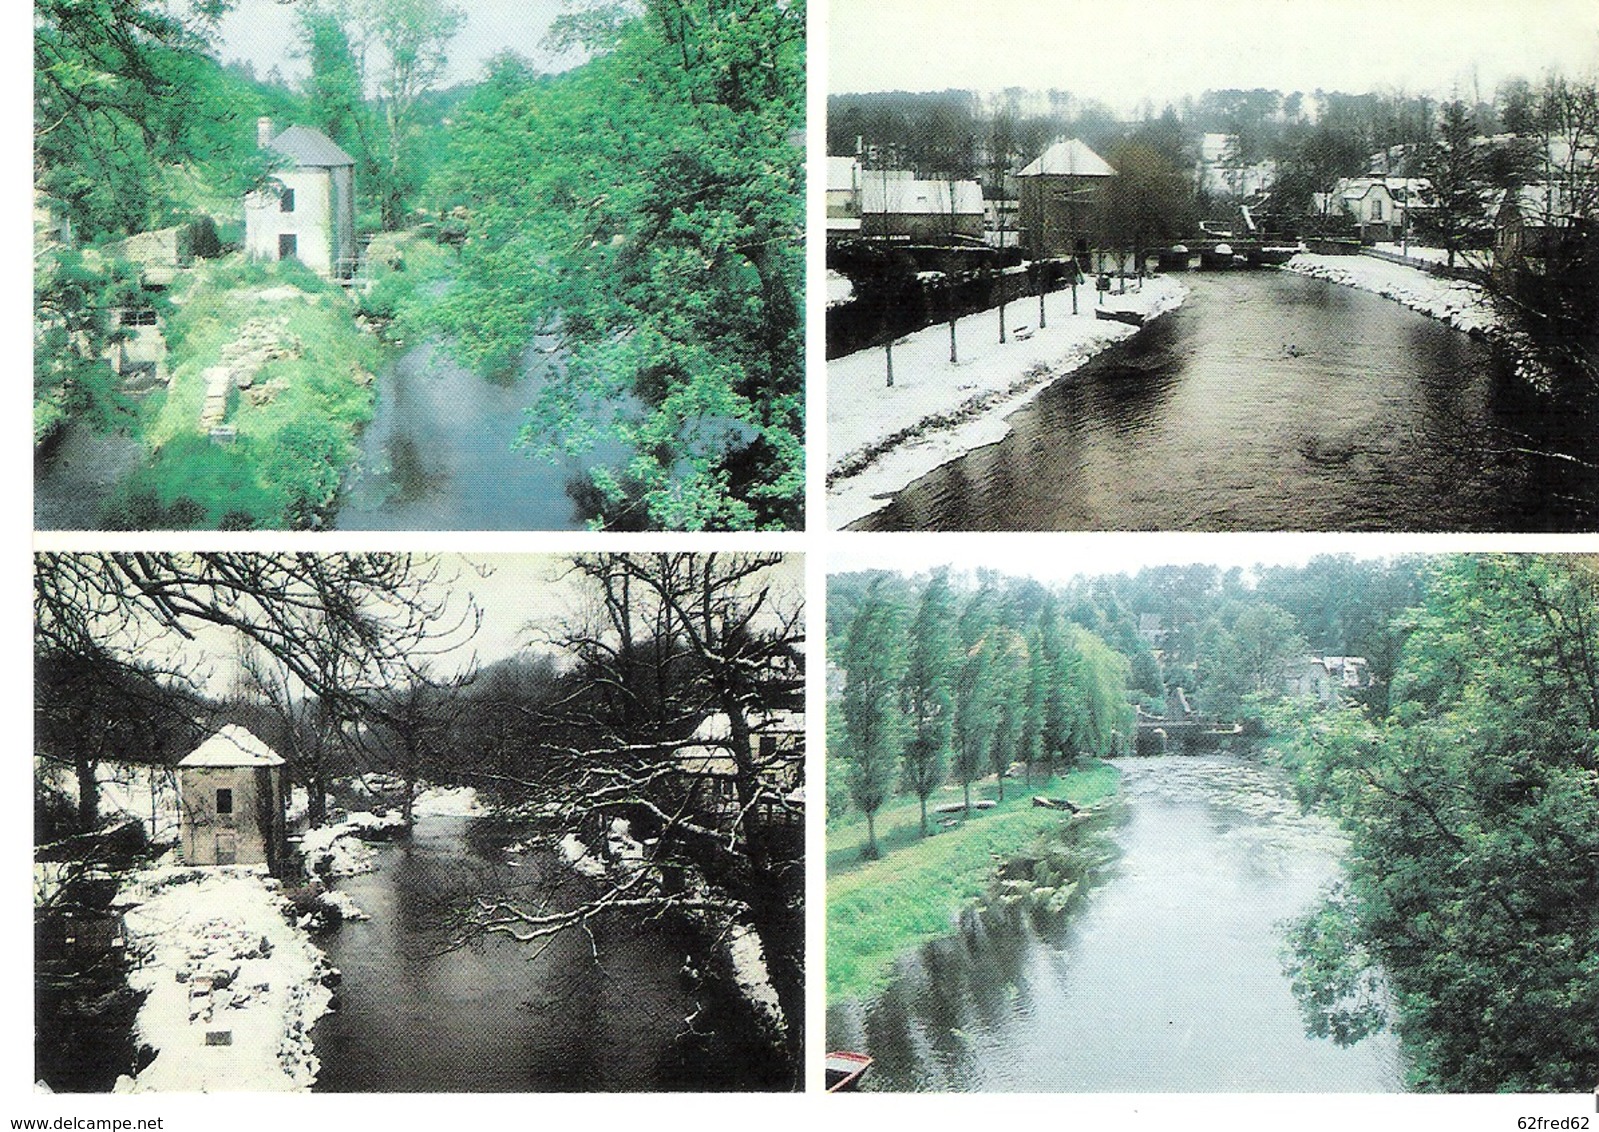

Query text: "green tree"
[298, 0, 464, 230]
[840, 581, 906, 859]
[431, 0, 803, 530]
[1062, 625, 1134, 760]
[952, 587, 998, 812]
[984, 627, 1028, 802]
[900, 569, 955, 836]
[1276, 555, 1599, 1092]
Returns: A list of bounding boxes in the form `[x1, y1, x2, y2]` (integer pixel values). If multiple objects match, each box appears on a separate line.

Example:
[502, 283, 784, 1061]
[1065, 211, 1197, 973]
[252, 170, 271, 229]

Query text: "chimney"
[257, 117, 274, 148]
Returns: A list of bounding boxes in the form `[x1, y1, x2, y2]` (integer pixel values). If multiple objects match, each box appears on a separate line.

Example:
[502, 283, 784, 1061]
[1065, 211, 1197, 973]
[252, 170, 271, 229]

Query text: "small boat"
[1031, 796, 1080, 812]
[1095, 307, 1145, 328]
[826, 1050, 873, 1092]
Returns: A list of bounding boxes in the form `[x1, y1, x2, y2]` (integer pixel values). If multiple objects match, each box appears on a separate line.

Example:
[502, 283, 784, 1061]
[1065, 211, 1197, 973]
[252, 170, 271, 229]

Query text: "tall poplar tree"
[901, 569, 955, 836]
[840, 581, 906, 859]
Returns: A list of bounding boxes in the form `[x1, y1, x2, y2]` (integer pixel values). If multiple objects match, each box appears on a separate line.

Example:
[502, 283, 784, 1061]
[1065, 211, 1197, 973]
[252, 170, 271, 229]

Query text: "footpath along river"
[857, 270, 1599, 531]
[827, 755, 1405, 1092]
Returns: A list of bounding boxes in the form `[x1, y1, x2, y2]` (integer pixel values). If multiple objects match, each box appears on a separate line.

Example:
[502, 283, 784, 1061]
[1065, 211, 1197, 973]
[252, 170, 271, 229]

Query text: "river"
[310, 814, 782, 1091]
[334, 340, 632, 530]
[857, 271, 1599, 531]
[826, 756, 1405, 1092]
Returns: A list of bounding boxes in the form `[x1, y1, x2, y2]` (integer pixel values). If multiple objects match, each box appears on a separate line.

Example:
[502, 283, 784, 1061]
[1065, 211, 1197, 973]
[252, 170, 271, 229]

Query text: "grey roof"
[179, 725, 286, 768]
[270, 125, 355, 168]
[1018, 138, 1116, 179]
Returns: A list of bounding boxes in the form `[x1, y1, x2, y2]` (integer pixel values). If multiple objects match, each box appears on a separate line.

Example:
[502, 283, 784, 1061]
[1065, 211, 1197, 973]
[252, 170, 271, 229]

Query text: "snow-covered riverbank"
[1284, 252, 1552, 390]
[115, 865, 336, 1093]
[827, 275, 1189, 528]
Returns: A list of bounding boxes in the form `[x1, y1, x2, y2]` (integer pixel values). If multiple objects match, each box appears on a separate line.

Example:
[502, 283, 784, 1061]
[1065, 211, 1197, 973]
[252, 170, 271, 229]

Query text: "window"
[278, 233, 297, 260]
[759, 735, 778, 759]
[280, 188, 295, 213]
[123, 309, 158, 327]
[216, 788, 233, 815]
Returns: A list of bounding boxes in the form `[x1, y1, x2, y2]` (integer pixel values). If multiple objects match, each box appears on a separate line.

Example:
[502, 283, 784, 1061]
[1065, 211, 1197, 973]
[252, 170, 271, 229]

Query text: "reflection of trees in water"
[860, 902, 1048, 1090]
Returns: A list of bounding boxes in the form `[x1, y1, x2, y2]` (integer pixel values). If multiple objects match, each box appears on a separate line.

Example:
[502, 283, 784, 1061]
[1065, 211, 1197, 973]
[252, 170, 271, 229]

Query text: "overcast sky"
[212, 0, 586, 88]
[829, 0, 1599, 112]
[827, 533, 1590, 587]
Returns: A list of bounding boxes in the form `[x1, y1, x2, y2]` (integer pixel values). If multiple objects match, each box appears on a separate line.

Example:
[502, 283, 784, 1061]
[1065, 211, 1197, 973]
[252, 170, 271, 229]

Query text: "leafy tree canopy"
[430, 0, 804, 530]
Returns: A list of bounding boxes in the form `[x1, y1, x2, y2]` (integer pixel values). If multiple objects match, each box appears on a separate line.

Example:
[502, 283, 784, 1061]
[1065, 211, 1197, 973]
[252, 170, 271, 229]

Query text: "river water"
[858, 271, 1599, 530]
[310, 814, 767, 1091]
[333, 340, 631, 530]
[826, 756, 1405, 1092]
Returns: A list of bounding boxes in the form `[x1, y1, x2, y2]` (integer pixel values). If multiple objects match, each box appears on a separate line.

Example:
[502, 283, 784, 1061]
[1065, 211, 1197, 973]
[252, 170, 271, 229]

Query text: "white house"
[178, 725, 288, 873]
[245, 119, 357, 279]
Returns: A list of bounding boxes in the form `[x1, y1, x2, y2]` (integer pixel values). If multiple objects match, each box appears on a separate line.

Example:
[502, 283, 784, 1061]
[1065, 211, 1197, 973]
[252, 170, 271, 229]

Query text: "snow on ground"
[114, 864, 335, 1092]
[1371, 242, 1490, 271]
[826, 269, 854, 307]
[1285, 252, 1551, 389]
[298, 811, 404, 879]
[726, 924, 784, 1036]
[1284, 252, 1501, 335]
[558, 833, 606, 879]
[827, 275, 1189, 528]
[412, 784, 487, 817]
[38, 760, 182, 844]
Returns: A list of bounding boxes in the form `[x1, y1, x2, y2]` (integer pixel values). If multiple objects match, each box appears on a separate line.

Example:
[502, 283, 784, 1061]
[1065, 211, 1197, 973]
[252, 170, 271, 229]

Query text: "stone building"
[178, 725, 287, 873]
[244, 119, 357, 279]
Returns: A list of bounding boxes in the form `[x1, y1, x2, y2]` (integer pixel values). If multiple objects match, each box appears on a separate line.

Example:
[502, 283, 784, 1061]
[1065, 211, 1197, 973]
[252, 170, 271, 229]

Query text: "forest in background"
[827, 555, 1598, 1093]
[35, 0, 804, 530]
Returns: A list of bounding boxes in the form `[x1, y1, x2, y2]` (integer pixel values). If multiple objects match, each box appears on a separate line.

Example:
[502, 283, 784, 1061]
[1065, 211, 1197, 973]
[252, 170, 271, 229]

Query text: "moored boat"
[1095, 307, 1145, 328]
[826, 1050, 874, 1092]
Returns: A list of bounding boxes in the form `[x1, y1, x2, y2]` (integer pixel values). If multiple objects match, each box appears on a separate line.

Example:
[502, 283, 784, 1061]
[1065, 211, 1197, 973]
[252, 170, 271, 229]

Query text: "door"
[215, 829, 237, 865]
[278, 233, 298, 261]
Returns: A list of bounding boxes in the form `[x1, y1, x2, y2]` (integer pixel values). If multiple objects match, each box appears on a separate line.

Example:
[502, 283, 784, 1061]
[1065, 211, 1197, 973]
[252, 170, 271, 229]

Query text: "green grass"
[826, 761, 1120, 1005]
[103, 256, 381, 529]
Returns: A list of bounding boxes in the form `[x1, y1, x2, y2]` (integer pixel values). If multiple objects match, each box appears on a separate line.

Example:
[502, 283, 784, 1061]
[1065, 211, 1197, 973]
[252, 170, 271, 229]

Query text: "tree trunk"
[865, 810, 878, 858]
[885, 339, 894, 387]
[919, 793, 929, 837]
[75, 752, 100, 834]
[998, 297, 1007, 343]
[949, 317, 957, 363]
[962, 777, 972, 814]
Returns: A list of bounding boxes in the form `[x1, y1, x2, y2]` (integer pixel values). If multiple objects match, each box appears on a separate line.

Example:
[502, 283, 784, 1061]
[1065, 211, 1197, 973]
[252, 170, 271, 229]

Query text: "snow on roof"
[861, 177, 984, 216]
[178, 725, 286, 768]
[690, 709, 804, 743]
[1018, 138, 1116, 179]
[827, 156, 861, 192]
[269, 125, 355, 168]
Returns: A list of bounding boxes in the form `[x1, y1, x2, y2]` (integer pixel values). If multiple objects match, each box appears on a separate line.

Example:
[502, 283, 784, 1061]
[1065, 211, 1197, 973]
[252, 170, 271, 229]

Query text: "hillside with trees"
[35, 0, 804, 530]
[828, 555, 1597, 1092]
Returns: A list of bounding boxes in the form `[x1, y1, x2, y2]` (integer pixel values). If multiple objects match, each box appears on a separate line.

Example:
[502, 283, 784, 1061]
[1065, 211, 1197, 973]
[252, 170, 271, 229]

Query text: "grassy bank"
[105, 257, 380, 529]
[826, 761, 1119, 1004]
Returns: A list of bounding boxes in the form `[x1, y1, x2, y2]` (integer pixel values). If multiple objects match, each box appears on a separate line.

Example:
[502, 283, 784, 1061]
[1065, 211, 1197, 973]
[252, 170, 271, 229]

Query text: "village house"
[1283, 656, 1371, 706]
[1016, 138, 1116, 260]
[827, 155, 863, 242]
[858, 172, 985, 243]
[1195, 132, 1276, 198]
[178, 725, 288, 874]
[245, 118, 357, 280]
[674, 709, 804, 831]
[1312, 176, 1434, 243]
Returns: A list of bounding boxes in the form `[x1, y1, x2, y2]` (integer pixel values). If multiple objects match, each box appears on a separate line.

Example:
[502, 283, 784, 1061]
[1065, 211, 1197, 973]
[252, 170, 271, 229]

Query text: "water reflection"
[311, 815, 774, 1091]
[860, 272, 1598, 531]
[335, 340, 632, 530]
[828, 756, 1404, 1092]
